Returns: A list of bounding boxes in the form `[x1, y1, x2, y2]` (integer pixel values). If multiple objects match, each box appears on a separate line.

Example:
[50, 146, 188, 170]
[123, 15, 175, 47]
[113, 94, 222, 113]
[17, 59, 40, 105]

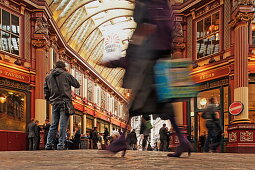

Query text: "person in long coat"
[100, 0, 193, 157]
[130, 129, 137, 150]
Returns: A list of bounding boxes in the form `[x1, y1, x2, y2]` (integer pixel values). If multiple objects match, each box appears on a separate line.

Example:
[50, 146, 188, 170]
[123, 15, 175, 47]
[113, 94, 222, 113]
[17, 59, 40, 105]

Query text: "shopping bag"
[154, 58, 198, 102]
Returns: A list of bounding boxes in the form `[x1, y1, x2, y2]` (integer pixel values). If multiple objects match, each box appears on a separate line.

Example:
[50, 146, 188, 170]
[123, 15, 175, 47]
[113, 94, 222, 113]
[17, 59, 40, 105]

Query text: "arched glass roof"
[47, 0, 136, 94]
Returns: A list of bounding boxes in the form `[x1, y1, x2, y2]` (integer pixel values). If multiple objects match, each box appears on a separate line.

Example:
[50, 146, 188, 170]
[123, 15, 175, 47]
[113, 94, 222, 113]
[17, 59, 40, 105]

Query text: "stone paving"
[0, 150, 254, 170]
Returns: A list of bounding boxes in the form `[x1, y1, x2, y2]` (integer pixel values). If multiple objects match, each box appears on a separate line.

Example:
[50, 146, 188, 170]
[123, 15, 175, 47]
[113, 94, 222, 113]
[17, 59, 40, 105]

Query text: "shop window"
[100, 122, 105, 133]
[0, 89, 26, 131]
[96, 87, 100, 106]
[197, 88, 220, 109]
[249, 84, 255, 109]
[73, 114, 82, 130]
[0, 9, 20, 55]
[106, 94, 110, 111]
[86, 118, 93, 129]
[87, 79, 93, 102]
[224, 86, 229, 113]
[101, 90, 106, 109]
[75, 70, 82, 96]
[196, 12, 220, 59]
[114, 99, 118, 116]
[249, 111, 255, 123]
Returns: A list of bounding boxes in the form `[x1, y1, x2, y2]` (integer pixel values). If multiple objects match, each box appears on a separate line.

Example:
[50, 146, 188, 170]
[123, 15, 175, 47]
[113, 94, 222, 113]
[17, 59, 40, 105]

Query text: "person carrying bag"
[44, 61, 80, 150]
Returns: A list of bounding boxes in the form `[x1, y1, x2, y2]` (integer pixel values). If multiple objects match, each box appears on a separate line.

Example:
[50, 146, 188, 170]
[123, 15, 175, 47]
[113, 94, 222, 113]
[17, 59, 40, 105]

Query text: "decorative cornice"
[49, 34, 58, 46]
[31, 39, 49, 49]
[0, 78, 30, 91]
[229, 12, 255, 27]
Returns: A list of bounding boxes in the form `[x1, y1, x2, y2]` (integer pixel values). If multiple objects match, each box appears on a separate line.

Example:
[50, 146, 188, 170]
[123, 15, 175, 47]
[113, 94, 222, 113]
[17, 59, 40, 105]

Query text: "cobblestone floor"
[0, 150, 254, 170]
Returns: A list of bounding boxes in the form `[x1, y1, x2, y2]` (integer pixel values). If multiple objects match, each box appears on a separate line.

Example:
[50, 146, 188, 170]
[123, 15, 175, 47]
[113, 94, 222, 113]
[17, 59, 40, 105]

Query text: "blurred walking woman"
[101, 0, 193, 157]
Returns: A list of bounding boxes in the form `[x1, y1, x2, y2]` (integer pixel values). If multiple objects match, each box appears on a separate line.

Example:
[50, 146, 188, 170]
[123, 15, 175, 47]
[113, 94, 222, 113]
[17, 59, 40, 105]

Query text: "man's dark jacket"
[44, 68, 80, 104]
[28, 122, 36, 138]
[43, 123, 51, 135]
[35, 125, 41, 137]
[159, 127, 168, 140]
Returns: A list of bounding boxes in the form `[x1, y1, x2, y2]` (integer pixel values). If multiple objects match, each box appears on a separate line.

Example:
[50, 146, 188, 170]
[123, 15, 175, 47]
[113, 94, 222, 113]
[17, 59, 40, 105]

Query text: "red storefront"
[0, 61, 34, 151]
[171, 0, 255, 153]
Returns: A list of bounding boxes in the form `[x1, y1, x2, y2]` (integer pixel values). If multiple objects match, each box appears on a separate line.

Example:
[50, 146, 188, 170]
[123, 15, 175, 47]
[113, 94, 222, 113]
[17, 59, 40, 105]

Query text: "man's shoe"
[45, 146, 53, 150]
[57, 147, 65, 150]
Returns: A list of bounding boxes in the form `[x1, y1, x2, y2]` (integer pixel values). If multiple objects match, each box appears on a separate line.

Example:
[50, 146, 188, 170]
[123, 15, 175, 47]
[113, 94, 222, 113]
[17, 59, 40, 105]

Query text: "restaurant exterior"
[170, 0, 255, 152]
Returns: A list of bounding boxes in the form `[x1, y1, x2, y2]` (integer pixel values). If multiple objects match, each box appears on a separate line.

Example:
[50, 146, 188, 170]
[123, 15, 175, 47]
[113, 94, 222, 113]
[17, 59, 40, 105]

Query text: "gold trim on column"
[231, 119, 251, 124]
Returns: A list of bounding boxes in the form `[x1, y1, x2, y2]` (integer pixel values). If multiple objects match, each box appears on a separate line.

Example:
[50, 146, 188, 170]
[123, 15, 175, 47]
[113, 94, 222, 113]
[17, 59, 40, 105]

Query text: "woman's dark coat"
[109, 0, 176, 118]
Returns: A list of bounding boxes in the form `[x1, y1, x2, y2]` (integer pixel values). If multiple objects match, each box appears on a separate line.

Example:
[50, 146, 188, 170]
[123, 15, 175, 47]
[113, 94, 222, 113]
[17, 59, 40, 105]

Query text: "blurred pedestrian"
[202, 97, 222, 152]
[43, 119, 51, 146]
[27, 119, 36, 150]
[140, 115, 152, 151]
[99, 0, 193, 157]
[111, 128, 120, 141]
[199, 132, 206, 152]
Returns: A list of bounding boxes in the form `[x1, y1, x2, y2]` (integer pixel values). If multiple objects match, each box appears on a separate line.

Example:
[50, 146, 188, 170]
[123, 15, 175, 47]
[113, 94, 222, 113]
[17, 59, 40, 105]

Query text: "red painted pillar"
[31, 12, 51, 124]
[226, 4, 255, 153]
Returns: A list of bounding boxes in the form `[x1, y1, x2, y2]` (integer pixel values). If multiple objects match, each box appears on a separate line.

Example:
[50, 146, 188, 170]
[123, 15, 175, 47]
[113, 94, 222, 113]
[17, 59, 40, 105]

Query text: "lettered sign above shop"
[229, 101, 244, 116]
[191, 66, 230, 83]
[0, 65, 30, 84]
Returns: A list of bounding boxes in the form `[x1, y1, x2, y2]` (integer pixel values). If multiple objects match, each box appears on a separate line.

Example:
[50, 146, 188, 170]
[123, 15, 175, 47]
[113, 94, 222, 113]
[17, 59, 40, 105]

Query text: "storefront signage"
[229, 102, 244, 116]
[192, 66, 229, 83]
[0, 66, 30, 84]
[199, 73, 215, 80]
[111, 118, 120, 126]
[199, 78, 229, 91]
[96, 111, 110, 122]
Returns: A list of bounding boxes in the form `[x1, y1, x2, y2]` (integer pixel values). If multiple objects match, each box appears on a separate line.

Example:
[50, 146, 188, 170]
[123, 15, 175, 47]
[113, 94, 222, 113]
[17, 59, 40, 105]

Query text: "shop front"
[189, 78, 229, 152]
[190, 62, 230, 152]
[0, 62, 32, 151]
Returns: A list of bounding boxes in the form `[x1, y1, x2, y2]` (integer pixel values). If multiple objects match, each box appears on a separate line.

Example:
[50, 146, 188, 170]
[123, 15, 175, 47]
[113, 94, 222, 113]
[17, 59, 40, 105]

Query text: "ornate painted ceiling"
[46, 0, 136, 94]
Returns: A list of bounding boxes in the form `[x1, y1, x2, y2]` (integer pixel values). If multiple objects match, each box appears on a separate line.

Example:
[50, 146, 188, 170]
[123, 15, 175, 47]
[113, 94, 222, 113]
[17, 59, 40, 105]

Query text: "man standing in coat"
[159, 124, 168, 151]
[34, 120, 41, 150]
[44, 61, 80, 150]
[43, 119, 51, 147]
[91, 127, 99, 149]
[130, 129, 138, 150]
[28, 119, 36, 150]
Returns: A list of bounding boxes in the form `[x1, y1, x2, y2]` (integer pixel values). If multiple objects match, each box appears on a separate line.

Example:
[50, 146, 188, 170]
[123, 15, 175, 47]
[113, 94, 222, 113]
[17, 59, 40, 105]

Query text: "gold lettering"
[200, 73, 215, 80]
[1, 71, 25, 80]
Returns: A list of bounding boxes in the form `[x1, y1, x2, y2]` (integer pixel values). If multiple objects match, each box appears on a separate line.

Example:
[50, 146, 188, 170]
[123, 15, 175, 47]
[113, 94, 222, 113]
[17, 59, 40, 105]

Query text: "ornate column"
[226, 2, 255, 153]
[83, 114, 87, 134]
[94, 118, 97, 128]
[32, 12, 51, 124]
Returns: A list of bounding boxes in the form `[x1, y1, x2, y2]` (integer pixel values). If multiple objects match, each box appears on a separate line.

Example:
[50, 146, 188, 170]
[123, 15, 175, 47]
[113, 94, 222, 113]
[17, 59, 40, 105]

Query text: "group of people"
[27, 119, 51, 150]
[88, 127, 124, 150]
[159, 124, 171, 152]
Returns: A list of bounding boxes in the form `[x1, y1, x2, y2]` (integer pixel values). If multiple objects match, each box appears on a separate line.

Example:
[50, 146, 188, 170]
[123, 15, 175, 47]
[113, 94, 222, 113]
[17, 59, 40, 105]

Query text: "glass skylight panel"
[59, 0, 76, 17]
[56, 0, 70, 11]
[67, 9, 84, 33]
